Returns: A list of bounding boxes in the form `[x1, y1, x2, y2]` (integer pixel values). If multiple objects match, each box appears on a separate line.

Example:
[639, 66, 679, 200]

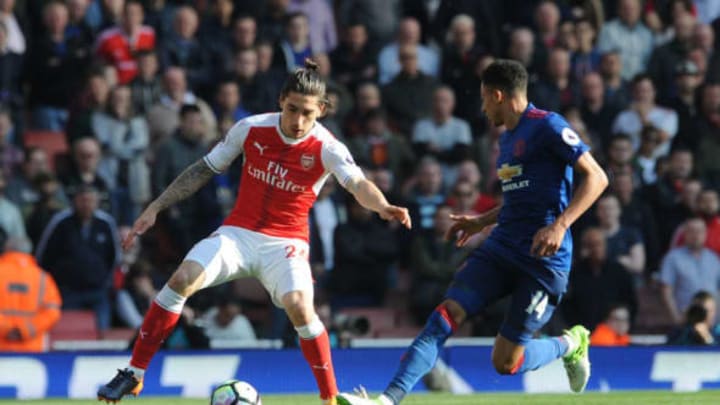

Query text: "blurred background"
[1, 0, 720, 398]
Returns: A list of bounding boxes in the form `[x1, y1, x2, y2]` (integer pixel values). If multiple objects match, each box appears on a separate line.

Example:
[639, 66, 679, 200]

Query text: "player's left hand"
[531, 222, 566, 257]
[379, 205, 412, 229]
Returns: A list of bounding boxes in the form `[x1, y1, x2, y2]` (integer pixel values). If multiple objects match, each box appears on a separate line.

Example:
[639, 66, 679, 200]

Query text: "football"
[211, 380, 262, 405]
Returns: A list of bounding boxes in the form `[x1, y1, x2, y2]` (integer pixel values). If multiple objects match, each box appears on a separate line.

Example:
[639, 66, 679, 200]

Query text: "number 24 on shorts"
[285, 245, 308, 260]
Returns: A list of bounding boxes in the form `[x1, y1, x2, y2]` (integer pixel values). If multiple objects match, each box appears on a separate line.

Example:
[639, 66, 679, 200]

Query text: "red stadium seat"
[50, 310, 98, 341]
[23, 130, 68, 171]
[102, 328, 136, 341]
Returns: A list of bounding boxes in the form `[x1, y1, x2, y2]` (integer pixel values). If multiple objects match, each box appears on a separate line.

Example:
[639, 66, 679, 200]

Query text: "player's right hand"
[122, 206, 159, 251]
[446, 214, 487, 247]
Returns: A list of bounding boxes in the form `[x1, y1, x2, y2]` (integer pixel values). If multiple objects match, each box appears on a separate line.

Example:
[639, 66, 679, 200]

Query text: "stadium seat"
[23, 130, 68, 171]
[49, 310, 98, 341]
[102, 328, 136, 342]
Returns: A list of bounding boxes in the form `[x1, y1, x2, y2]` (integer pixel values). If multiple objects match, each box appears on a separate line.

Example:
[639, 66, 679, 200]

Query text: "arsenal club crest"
[300, 153, 315, 170]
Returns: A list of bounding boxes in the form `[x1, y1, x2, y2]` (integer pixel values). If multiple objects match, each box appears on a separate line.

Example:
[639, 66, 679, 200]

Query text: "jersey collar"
[275, 114, 316, 145]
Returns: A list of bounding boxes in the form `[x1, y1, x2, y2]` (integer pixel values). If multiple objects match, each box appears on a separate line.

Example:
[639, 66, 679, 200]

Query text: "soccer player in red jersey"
[97, 60, 412, 405]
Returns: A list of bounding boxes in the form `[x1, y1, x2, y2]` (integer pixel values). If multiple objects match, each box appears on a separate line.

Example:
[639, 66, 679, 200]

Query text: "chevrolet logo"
[497, 163, 523, 182]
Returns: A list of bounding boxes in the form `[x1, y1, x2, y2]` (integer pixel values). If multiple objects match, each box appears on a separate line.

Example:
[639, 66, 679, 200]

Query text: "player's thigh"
[182, 226, 252, 291]
[498, 271, 562, 346]
[445, 246, 514, 318]
[256, 238, 314, 311]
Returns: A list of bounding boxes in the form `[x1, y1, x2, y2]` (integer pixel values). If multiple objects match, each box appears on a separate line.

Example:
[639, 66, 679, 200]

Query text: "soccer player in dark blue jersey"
[338, 60, 608, 405]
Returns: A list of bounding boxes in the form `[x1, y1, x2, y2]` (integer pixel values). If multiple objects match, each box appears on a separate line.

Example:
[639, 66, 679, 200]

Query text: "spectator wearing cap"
[646, 12, 697, 104]
[665, 60, 703, 151]
[597, 0, 654, 80]
[35, 184, 121, 331]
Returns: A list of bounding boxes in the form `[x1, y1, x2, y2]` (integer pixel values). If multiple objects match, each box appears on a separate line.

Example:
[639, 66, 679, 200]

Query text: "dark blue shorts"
[445, 243, 565, 345]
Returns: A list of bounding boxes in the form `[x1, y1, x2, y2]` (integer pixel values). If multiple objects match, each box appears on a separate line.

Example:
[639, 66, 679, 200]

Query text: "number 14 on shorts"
[526, 291, 548, 320]
[285, 245, 308, 259]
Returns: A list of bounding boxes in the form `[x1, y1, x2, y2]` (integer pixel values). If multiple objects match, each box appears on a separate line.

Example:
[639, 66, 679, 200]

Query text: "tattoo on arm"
[152, 159, 215, 212]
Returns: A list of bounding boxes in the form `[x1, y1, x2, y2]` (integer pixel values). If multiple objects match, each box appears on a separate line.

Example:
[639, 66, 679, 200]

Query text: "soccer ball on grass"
[211, 380, 262, 405]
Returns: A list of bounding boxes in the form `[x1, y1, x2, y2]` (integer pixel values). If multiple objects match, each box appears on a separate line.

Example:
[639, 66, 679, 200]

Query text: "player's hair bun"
[304, 58, 319, 71]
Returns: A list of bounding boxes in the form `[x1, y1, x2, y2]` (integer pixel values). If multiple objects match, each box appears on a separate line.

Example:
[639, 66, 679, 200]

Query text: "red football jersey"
[204, 113, 363, 241]
[95, 26, 156, 84]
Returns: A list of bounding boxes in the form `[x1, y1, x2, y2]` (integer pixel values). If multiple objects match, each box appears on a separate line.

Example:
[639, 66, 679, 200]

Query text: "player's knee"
[167, 262, 205, 297]
[492, 356, 519, 375]
[440, 300, 467, 327]
[282, 291, 314, 325]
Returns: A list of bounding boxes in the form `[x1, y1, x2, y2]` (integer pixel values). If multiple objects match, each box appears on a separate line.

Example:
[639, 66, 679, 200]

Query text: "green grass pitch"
[3, 391, 719, 405]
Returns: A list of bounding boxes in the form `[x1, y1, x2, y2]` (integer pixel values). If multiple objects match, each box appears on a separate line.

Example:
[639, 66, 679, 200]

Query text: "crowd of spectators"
[1, 0, 720, 348]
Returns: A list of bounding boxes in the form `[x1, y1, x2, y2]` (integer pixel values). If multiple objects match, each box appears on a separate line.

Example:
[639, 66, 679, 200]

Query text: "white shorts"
[184, 226, 313, 308]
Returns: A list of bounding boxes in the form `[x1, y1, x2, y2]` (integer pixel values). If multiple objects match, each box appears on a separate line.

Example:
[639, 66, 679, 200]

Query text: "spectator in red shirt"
[95, 0, 155, 84]
[671, 189, 720, 255]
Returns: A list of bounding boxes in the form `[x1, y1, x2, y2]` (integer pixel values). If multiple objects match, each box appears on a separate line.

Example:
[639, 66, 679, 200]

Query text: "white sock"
[378, 395, 393, 405]
[154, 284, 187, 314]
[127, 365, 145, 379]
[294, 316, 325, 339]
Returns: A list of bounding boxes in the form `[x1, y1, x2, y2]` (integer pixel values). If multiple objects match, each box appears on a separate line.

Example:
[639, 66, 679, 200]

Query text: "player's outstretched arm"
[531, 152, 608, 256]
[345, 177, 412, 229]
[446, 205, 502, 247]
[122, 159, 216, 250]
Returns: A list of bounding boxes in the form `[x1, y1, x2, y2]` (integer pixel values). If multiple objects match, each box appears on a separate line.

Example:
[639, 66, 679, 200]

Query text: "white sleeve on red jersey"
[321, 139, 365, 187]
[203, 119, 251, 173]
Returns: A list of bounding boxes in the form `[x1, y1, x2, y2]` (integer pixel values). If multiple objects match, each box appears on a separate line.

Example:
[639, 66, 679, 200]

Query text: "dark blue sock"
[514, 337, 568, 373]
[383, 307, 456, 404]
